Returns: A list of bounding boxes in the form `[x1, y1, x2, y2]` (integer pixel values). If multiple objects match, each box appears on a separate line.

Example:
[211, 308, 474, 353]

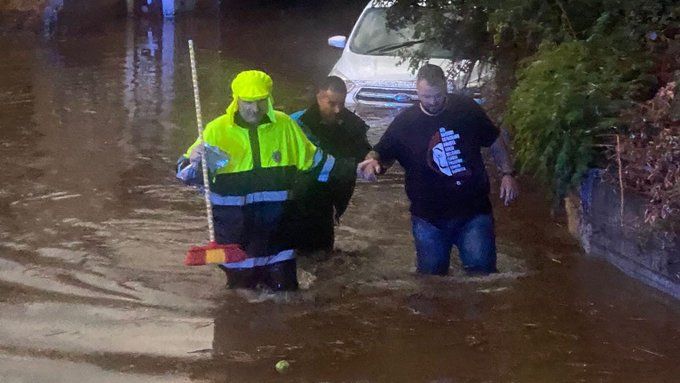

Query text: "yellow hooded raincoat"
[178, 70, 337, 270]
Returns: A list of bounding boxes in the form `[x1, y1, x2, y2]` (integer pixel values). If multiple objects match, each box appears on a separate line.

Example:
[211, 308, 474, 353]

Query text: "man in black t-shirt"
[358, 64, 519, 275]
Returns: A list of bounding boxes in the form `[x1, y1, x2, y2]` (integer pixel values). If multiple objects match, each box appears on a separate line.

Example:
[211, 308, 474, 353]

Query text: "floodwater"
[1, 4, 679, 383]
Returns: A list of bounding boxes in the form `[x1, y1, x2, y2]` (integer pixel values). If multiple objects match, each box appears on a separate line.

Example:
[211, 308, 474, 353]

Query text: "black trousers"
[220, 259, 298, 291]
[294, 199, 335, 253]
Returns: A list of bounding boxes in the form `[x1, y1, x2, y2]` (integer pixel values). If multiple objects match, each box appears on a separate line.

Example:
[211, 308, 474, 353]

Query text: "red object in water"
[184, 241, 247, 266]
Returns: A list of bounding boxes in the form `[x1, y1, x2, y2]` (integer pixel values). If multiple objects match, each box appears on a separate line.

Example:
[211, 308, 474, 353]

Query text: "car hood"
[330, 50, 451, 82]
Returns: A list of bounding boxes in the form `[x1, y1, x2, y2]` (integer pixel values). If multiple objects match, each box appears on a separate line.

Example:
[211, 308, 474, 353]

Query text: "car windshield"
[349, 8, 452, 58]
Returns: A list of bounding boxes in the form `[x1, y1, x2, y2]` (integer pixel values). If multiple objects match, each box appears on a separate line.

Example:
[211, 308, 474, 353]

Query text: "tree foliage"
[380, 0, 678, 78]
[506, 40, 648, 197]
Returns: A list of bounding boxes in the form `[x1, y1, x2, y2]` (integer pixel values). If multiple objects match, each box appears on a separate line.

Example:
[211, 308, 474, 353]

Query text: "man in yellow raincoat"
[177, 70, 342, 291]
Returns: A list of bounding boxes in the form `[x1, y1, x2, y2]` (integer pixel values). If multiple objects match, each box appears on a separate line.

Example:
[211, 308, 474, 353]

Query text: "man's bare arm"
[489, 130, 514, 175]
[489, 129, 519, 205]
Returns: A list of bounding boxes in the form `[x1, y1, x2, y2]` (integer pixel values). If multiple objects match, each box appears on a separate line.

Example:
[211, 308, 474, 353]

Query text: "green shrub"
[506, 39, 651, 197]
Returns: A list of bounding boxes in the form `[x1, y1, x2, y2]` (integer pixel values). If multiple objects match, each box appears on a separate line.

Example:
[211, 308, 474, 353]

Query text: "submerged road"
[0, 4, 678, 382]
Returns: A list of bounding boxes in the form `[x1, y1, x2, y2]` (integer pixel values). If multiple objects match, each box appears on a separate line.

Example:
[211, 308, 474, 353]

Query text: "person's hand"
[357, 158, 381, 181]
[333, 207, 341, 226]
[500, 174, 519, 206]
[189, 144, 205, 164]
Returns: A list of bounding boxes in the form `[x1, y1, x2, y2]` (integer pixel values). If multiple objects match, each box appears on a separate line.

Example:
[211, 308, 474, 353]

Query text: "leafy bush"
[505, 39, 651, 197]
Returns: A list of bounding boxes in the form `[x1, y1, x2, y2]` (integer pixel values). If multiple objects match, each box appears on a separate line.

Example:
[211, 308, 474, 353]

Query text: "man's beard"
[321, 113, 338, 124]
[421, 102, 445, 115]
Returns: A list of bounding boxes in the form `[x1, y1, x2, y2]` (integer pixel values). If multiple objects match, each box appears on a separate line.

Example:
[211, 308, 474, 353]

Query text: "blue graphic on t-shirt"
[432, 127, 466, 177]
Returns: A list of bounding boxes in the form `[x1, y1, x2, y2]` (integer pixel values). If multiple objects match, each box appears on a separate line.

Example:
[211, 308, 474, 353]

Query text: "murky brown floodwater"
[1, 4, 679, 383]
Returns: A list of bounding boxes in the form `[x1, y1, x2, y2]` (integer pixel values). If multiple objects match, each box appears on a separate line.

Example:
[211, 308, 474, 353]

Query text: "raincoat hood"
[226, 70, 276, 125]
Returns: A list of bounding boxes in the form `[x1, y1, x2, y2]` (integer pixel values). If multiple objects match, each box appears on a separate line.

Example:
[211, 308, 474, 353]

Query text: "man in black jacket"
[291, 76, 372, 253]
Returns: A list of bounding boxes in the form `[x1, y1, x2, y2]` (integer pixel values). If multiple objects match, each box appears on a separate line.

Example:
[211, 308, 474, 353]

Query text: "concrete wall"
[566, 170, 680, 299]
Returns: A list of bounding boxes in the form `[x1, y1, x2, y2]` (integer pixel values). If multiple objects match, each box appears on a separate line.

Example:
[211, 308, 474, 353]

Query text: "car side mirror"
[328, 35, 347, 49]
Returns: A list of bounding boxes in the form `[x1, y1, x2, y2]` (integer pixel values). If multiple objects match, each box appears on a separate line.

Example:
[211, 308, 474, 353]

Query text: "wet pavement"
[1, 4, 679, 383]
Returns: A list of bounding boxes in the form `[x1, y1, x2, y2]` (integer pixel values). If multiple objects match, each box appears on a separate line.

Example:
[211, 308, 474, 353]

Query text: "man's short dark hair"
[416, 64, 446, 87]
[318, 76, 347, 95]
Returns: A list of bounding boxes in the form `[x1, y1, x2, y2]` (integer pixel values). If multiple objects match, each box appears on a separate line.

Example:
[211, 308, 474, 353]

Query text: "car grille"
[355, 87, 419, 105]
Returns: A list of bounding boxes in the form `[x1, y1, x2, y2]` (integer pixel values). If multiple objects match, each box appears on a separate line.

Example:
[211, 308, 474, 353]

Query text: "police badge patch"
[272, 150, 282, 163]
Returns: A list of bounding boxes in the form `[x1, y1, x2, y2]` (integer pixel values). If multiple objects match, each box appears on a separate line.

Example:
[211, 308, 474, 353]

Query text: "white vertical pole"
[188, 40, 216, 243]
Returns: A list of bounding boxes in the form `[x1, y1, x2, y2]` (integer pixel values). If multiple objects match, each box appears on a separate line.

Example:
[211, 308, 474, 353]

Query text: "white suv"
[328, 1, 487, 120]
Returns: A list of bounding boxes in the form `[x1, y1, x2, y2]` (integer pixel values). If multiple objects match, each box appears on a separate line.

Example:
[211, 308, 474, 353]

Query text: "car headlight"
[331, 71, 357, 93]
[345, 79, 357, 93]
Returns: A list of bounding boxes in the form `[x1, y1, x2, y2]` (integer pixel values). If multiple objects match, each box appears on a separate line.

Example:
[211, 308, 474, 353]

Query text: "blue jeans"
[411, 214, 497, 275]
